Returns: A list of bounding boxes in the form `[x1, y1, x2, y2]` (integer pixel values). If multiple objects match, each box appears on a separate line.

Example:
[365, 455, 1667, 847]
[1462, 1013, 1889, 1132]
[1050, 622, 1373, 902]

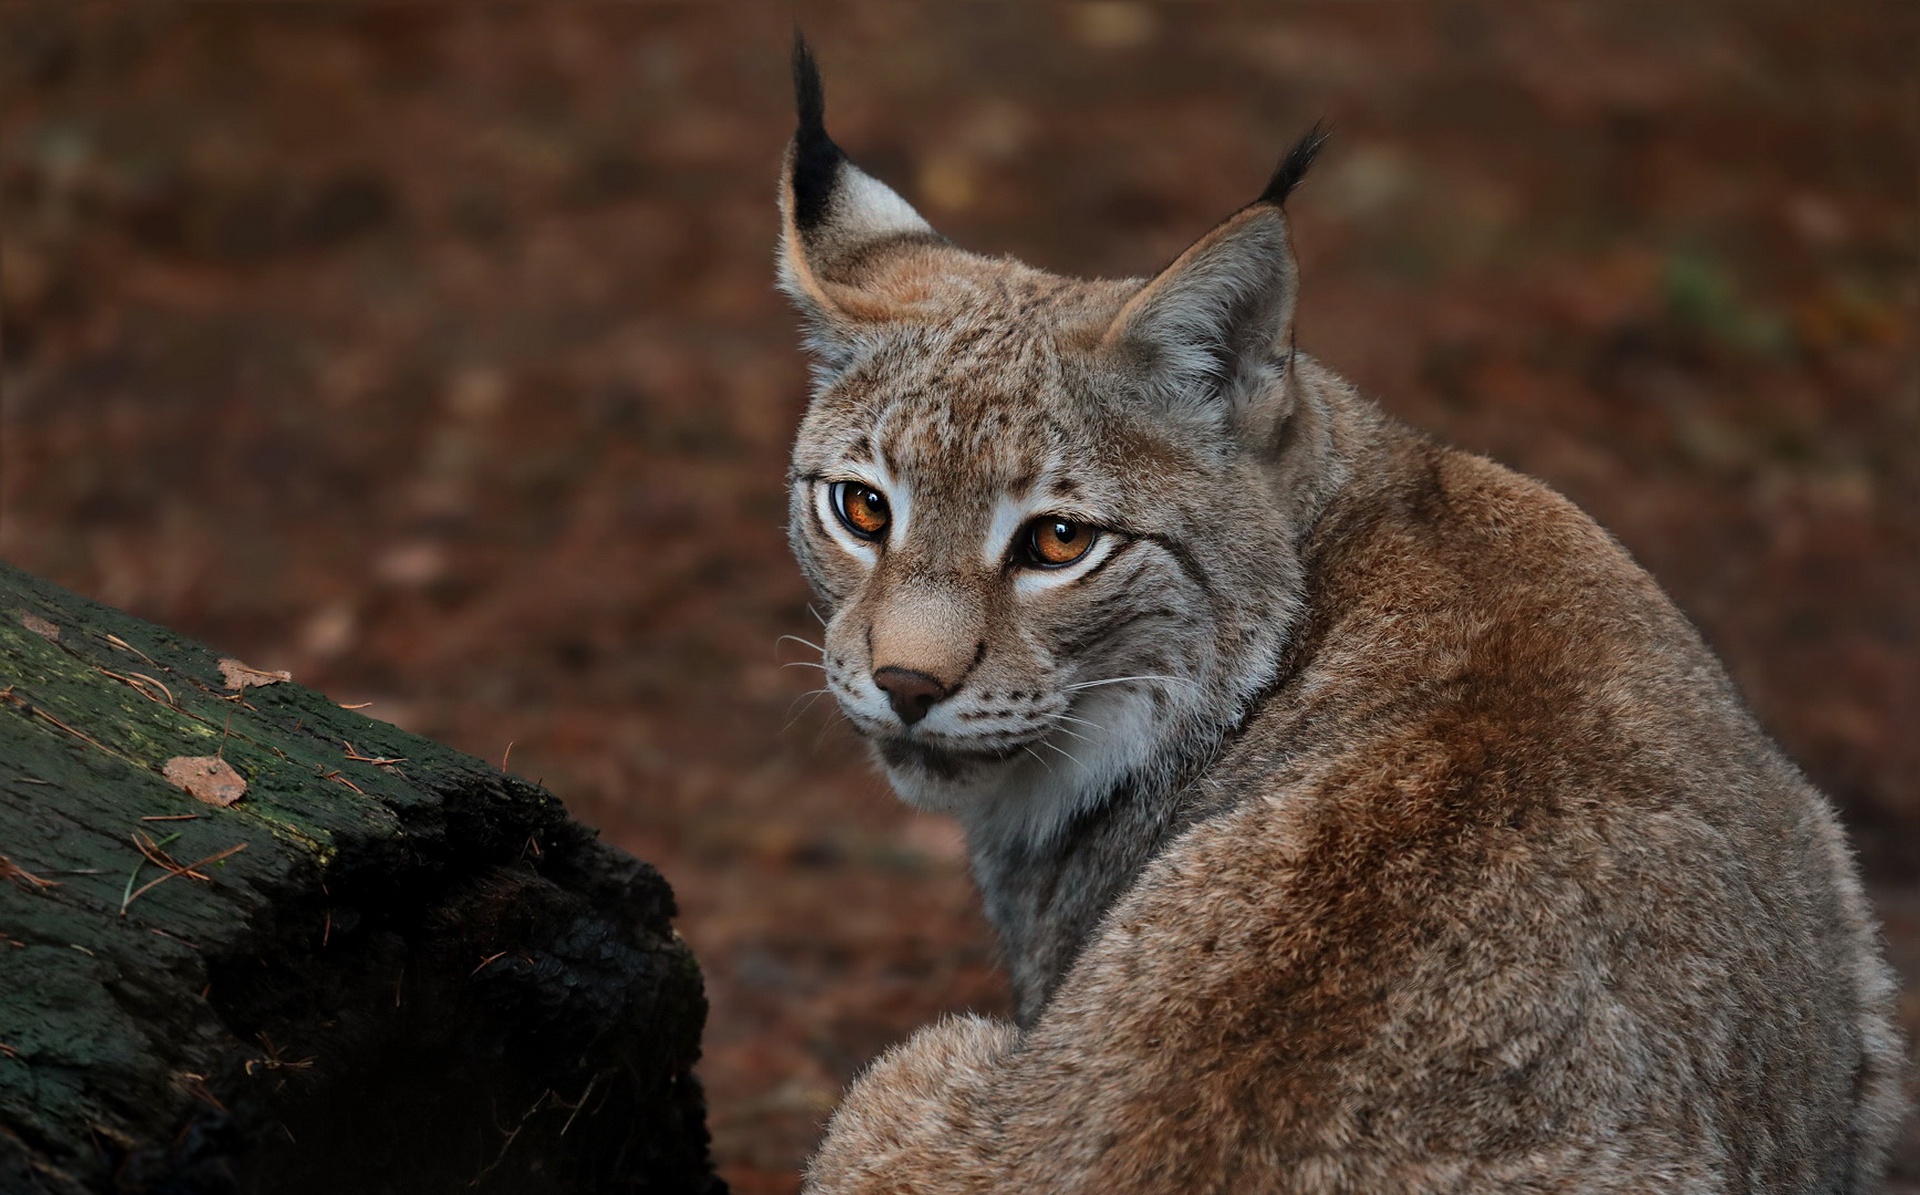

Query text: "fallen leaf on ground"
[218, 658, 291, 690]
[20, 612, 58, 641]
[163, 756, 248, 807]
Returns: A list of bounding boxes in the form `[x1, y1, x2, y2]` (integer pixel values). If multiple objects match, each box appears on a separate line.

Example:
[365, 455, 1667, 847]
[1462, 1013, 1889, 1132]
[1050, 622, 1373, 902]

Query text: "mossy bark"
[0, 562, 722, 1194]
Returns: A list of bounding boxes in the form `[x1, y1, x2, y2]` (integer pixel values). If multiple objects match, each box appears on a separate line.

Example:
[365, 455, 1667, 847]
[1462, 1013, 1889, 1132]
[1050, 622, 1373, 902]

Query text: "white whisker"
[1051, 711, 1108, 732]
[781, 688, 834, 733]
[806, 604, 828, 628]
[1039, 739, 1083, 768]
[777, 633, 825, 655]
[816, 709, 872, 752]
[782, 660, 827, 671]
[1020, 744, 1055, 774]
[1063, 674, 1198, 693]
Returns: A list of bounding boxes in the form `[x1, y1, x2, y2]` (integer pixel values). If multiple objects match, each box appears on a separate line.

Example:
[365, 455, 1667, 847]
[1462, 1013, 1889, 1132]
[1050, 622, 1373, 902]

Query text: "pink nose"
[872, 667, 949, 726]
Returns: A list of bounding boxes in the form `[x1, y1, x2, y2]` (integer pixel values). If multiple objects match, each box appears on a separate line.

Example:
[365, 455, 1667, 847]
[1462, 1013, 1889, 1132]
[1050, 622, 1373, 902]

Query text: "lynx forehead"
[778, 38, 1902, 1195]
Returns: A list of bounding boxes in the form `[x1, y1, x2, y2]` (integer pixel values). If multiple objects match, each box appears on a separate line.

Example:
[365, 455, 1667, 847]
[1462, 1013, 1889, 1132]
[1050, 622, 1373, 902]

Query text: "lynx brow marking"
[1061, 538, 1135, 587]
[1138, 532, 1223, 618]
[1052, 604, 1189, 660]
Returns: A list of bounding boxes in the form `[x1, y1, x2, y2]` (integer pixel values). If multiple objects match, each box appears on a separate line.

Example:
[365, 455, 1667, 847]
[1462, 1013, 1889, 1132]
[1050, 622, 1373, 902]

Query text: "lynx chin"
[777, 40, 1904, 1194]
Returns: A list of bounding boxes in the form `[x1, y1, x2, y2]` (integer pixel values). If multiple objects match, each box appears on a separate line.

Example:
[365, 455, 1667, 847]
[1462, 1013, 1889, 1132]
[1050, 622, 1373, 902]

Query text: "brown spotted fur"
[776, 49, 1905, 1194]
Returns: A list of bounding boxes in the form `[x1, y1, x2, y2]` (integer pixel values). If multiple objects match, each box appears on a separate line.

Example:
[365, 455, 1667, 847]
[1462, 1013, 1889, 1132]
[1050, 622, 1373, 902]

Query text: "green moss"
[0, 561, 713, 1191]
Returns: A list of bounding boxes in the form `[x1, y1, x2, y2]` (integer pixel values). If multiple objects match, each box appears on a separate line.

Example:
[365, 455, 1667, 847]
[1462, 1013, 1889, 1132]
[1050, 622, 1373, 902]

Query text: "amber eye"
[831, 481, 891, 541]
[1021, 518, 1097, 568]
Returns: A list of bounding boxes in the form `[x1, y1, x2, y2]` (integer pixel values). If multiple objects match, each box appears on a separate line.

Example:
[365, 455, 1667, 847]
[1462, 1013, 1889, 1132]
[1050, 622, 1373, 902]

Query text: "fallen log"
[0, 562, 721, 1194]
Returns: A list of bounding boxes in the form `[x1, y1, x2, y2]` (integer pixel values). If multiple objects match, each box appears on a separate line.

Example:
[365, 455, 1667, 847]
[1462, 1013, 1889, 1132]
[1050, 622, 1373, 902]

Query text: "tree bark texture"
[0, 562, 722, 1194]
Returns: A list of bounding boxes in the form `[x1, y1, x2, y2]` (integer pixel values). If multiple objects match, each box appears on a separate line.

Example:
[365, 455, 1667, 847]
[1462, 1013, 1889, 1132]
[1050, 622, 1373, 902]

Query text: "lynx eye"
[1020, 517, 1097, 568]
[830, 481, 891, 540]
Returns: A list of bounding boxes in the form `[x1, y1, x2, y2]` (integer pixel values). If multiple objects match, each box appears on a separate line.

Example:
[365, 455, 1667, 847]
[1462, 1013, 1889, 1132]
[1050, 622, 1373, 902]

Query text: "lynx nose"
[873, 667, 949, 726]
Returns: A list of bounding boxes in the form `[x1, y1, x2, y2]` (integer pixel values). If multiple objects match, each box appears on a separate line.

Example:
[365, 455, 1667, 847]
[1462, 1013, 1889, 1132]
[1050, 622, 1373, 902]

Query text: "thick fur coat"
[777, 42, 1905, 1193]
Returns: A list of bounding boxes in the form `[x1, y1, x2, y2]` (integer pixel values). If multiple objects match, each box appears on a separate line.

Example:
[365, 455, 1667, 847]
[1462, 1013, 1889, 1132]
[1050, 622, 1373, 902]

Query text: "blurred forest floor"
[2, 4, 1914, 1190]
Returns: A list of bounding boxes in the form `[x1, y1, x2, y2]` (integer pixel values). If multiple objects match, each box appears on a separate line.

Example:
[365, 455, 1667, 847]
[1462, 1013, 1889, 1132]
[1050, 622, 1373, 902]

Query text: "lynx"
[777, 42, 1904, 1194]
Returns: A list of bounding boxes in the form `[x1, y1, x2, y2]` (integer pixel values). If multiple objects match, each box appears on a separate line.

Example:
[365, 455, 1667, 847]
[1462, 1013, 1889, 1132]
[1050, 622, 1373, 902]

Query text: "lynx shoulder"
[777, 41, 1904, 1194]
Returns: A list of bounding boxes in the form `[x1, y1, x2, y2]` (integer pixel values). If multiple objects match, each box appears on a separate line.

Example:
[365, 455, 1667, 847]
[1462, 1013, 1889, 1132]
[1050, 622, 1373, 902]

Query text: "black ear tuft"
[790, 33, 845, 233]
[1258, 122, 1330, 208]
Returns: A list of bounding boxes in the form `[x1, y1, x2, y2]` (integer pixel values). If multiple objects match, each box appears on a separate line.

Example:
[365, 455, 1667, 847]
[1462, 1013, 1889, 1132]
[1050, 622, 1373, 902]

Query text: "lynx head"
[779, 41, 1336, 849]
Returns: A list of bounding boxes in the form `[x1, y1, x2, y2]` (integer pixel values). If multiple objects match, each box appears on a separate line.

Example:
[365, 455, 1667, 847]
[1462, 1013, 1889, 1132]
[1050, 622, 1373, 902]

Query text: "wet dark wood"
[0, 562, 721, 1194]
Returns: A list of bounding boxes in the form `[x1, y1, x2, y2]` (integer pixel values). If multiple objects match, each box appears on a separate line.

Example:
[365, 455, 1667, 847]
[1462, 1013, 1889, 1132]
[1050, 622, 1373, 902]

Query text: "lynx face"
[789, 288, 1231, 837]
[780, 65, 1330, 847]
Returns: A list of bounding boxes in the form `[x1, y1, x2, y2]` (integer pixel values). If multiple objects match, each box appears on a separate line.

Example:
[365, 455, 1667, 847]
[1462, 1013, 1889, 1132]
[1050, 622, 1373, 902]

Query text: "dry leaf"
[163, 756, 248, 807]
[20, 612, 58, 642]
[218, 658, 291, 690]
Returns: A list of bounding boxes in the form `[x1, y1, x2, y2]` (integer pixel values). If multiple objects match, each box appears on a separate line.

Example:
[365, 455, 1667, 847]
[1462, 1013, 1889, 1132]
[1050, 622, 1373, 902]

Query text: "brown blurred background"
[2, 4, 1914, 1191]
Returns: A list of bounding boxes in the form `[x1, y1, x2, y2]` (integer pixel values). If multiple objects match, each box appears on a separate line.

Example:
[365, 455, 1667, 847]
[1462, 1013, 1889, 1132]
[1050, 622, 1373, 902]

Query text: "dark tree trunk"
[0, 562, 723, 1194]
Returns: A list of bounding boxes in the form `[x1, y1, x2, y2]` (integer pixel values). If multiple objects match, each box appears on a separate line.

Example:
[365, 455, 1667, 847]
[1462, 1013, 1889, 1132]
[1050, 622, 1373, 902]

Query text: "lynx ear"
[1102, 126, 1328, 432]
[778, 38, 945, 379]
